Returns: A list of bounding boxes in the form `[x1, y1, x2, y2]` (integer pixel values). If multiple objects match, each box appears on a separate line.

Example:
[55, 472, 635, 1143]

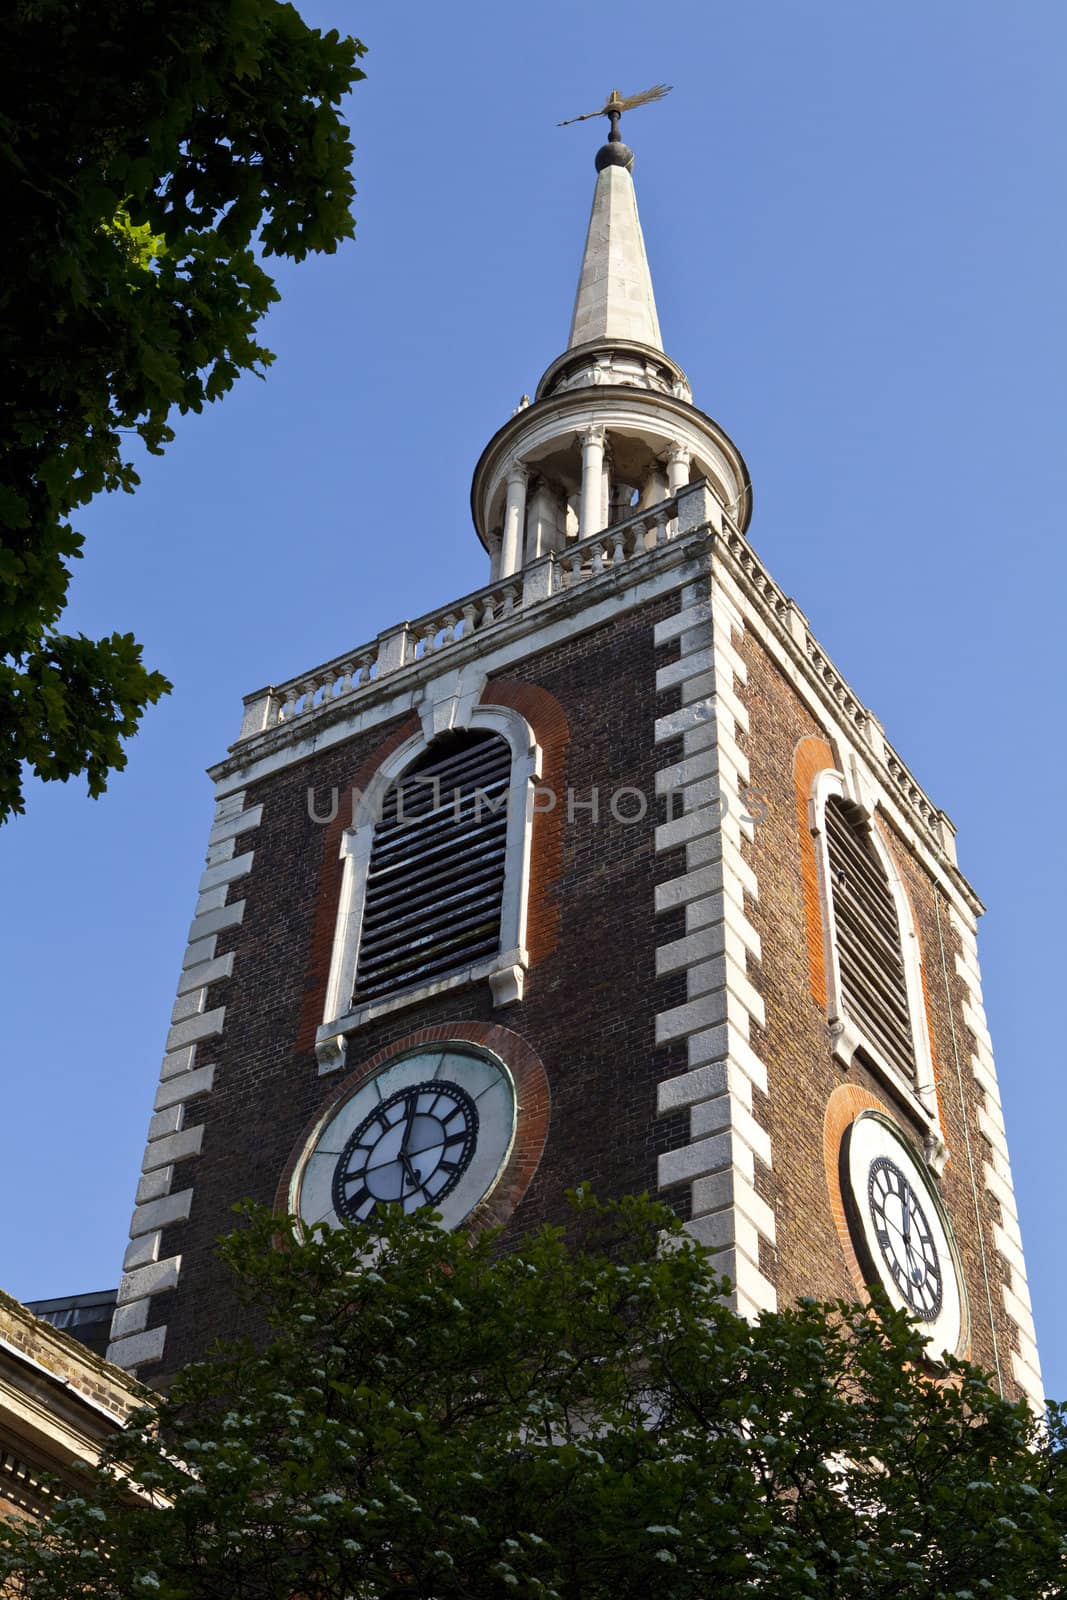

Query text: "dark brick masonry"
[149, 588, 693, 1379]
[738, 624, 1022, 1395]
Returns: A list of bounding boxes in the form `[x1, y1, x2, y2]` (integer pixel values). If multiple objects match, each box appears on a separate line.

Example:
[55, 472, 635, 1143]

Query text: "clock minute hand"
[400, 1096, 414, 1154]
[898, 1194, 927, 1287]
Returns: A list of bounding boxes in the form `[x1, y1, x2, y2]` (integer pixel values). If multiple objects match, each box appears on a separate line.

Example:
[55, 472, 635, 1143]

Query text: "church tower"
[106, 105, 1043, 1412]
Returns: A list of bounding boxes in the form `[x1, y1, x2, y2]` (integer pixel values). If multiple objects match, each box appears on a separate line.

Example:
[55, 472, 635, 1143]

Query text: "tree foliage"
[1, 1194, 1062, 1599]
[0, 0, 366, 820]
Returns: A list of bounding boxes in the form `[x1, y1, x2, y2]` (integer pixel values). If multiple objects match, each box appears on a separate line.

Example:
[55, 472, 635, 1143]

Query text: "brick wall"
[150, 590, 691, 1378]
[739, 626, 1022, 1393]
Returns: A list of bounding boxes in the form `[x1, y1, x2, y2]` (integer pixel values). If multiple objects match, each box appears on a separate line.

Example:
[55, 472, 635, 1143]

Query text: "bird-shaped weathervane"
[558, 84, 672, 171]
[558, 83, 672, 128]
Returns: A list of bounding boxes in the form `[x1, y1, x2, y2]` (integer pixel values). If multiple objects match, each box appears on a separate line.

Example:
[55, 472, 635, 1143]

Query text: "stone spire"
[567, 156, 663, 351]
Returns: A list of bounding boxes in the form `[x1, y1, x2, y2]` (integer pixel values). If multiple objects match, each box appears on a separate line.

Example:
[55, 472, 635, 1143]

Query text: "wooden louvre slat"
[371, 780, 510, 864]
[360, 850, 507, 932]
[377, 742, 511, 822]
[826, 798, 915, 1080]
[825, 816, 899, 927]
[832, 901, 913, 1021]
[353, 730, 511, 1002]
[371, 743, 510, 832]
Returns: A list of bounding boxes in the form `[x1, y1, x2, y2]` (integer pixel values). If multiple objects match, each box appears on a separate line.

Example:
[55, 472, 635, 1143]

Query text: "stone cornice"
[0, 1293, 146, 1478]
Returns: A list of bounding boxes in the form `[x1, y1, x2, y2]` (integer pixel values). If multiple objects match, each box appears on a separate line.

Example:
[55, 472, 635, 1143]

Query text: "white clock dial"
[842, 1111, 966, 1359]
[292, 1047, 516, 1233]
[866, 1156, 942, 1319]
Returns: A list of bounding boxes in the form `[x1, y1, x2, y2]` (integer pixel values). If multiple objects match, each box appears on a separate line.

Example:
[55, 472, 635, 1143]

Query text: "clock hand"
[901, 1238, 922, 1284]
[899, 1195, 928, 1285]
[399, 1149, 422, 1189]
[878, 1211, 921, 1287]
[882, 1214, 910, 1246]
[397, 1097, 424, 1184]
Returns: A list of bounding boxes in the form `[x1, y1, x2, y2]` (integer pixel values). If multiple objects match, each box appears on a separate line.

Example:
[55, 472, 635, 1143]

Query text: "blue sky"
[2, 1, 1064, 1398]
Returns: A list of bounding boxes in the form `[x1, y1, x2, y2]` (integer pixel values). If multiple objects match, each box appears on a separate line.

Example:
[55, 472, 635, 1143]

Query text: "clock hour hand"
[399, 1150, 422, 1191]
[398, 1104, 422, 1189]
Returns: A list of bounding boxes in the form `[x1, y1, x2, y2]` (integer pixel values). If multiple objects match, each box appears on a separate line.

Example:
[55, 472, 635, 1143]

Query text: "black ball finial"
[595, 138, 634, 172]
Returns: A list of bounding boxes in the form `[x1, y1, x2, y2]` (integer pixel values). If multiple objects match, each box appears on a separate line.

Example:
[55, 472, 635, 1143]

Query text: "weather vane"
[558, 85, 672, 171]
[558, 83, 672, 133]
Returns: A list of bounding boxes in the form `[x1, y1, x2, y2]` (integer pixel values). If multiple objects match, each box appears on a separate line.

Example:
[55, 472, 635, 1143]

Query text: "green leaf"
[5, 1198, 1052, 1600]
[0, 0, 366, 820]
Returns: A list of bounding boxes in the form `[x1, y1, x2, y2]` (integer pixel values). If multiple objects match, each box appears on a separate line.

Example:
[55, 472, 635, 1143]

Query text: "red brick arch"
[792, 736, 836, 1009]
[481, 679, 570, 964]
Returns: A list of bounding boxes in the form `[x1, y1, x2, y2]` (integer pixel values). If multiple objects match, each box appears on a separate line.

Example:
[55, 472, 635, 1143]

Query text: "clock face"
[841, 1112, 965, 1358]
[866, 1157, 943, 1320]
[292, 1046, 516, 1233]
[332, 1079, 479, 1222]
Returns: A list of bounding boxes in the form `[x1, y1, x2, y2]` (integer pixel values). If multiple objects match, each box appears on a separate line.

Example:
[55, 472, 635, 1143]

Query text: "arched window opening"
[825, 795, 915, 1083]
[352, 730, 512, 1002]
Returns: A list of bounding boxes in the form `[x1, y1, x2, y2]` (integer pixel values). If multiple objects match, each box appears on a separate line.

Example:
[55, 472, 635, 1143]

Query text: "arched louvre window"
[353, 730, 511, 1002]
[825, 796, 915, 1082]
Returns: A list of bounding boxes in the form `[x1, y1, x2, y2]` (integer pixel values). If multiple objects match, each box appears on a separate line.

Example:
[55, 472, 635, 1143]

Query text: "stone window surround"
[316, 698, 542, 1075]
[809, 764, 947, 1169]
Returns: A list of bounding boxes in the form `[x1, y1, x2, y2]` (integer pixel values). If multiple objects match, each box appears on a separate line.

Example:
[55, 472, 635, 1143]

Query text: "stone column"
[499, 463, 529, 579]
[526, 477, 565, 561]
[579, 426, 606, 539]
[666, 442, 691, 494]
